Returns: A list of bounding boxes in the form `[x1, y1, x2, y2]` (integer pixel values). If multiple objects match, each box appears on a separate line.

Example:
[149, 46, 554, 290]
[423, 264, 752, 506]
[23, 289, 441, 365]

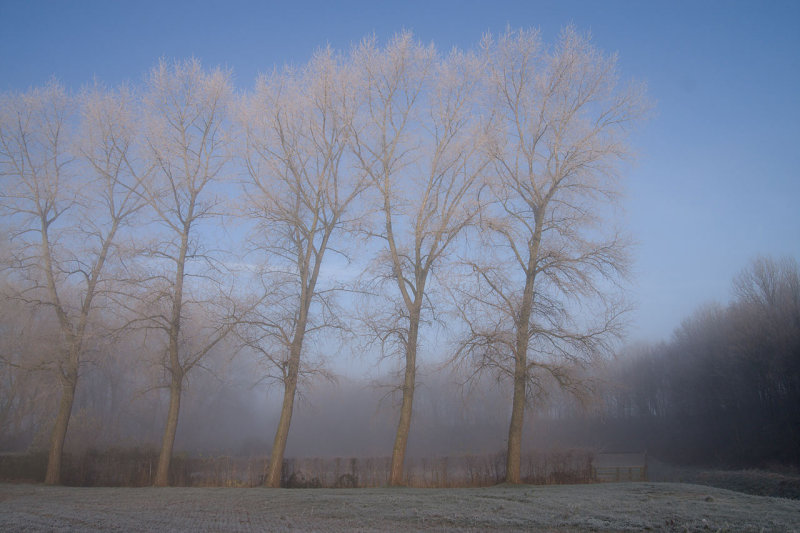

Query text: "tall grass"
[0, 448, 595, 488]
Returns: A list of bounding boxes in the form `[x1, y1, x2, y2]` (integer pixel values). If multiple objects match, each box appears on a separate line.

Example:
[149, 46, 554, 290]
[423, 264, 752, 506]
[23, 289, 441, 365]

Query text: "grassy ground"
[648, 459, 800, 500]
[1, 482, 798, 532]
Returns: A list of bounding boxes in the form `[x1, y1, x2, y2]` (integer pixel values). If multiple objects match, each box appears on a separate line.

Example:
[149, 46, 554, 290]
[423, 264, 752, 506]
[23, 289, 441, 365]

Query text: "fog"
[0, 295, 559, 459]
[2, 256, 799, 489]
[5, 252, 798, 469]
[1, 21, 798, 489]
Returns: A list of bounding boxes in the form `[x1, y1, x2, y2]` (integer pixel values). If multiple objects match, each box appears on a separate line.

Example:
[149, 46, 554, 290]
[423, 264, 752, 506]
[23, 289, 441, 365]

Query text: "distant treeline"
[581, 256, 800, 467]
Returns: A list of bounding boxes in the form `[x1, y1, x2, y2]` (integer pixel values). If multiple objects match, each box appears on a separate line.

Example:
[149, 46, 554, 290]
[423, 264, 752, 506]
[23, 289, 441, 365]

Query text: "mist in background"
[1, 1, 799, 486]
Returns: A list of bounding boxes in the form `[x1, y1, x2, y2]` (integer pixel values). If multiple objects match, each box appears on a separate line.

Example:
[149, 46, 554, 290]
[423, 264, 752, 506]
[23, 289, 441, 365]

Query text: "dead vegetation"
[0, 449, 595, 488]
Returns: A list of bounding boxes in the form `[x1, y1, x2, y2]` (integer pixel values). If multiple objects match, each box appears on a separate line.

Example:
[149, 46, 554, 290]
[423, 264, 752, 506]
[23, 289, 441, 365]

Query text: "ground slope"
[1, 482, 798, 532]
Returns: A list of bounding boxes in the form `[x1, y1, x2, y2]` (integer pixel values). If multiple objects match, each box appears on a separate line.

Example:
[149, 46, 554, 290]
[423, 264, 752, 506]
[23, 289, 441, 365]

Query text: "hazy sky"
[1, 0, 798, 344]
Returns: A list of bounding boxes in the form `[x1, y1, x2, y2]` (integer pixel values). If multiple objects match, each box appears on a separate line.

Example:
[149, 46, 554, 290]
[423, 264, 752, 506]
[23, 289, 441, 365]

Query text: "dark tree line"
[589, 256, 800, 467]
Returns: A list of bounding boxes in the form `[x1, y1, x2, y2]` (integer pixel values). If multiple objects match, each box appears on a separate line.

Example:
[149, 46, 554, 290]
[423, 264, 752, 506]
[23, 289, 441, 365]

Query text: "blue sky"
[1, 0, 798, 344]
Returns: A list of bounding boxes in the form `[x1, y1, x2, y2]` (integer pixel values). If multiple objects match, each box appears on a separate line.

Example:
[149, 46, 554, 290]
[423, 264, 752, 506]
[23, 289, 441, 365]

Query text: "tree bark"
[505, 342, 527, 484]
[389, 310, 420, 486]
[153, 226, 189, 487]
[265, 339, 302, 488]
[44, 364, 77, 485]
[154, 376, 182, 487]
[505, 227, 540, 484]
[265, 374, 298, 487]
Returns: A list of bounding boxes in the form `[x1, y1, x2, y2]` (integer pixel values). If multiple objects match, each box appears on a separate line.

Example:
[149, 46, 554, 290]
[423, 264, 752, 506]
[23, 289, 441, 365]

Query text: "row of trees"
[2, 252, 796, 484]
[0, 27, 646, 486]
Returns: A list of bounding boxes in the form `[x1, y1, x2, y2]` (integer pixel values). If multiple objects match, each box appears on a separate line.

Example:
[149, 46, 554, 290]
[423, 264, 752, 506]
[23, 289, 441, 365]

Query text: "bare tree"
[453, 27, 647, 483]
[733, 256, 800, 316]
[239, 47, 364, 487]
[350, 32, 489, 485]
[0, 81, 146, 483]
[135, 59, 238, 487]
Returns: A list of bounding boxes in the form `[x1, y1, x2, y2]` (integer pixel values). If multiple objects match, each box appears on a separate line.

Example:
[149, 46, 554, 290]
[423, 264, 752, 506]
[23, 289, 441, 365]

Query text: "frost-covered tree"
[136, 59, 238, 487]
[239, 48, 365, 487]
[0, 81, 146, 483]
[350, 32, 489, 485]
[453, 27, 647, 483]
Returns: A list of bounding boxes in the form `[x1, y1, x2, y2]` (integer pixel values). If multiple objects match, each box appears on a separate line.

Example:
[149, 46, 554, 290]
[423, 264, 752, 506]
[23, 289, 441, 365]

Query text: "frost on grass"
[1, 482, 798, 532]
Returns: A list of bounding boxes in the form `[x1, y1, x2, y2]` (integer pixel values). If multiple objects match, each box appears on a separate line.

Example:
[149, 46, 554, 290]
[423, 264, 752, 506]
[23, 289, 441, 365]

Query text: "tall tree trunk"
[41, 212, 119, 486]
[154, 375, 182, 487]
[44, 364, 77, 485]
[505, 342, 527, 484]
[504, 218, 542, 484]
[265, 374, 298, 488]
[506, 251, 538, 483]
[154, 229, 188, 487]
[389, 311, 420, 486]
[265, 336, 303, 488]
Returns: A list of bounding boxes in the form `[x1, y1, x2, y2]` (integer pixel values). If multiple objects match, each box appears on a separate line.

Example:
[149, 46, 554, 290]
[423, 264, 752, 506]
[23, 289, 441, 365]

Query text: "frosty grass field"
[1, 482, 799, 532]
